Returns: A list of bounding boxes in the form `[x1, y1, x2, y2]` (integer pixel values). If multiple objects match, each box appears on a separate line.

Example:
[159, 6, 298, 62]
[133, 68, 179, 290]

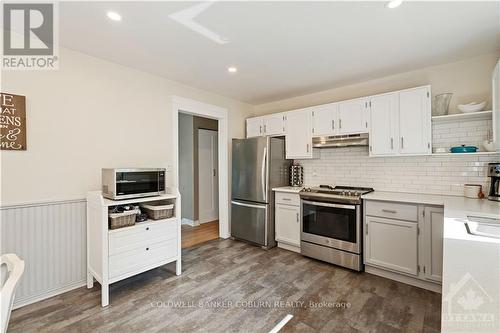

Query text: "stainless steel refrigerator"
[231, 137, 291, 249]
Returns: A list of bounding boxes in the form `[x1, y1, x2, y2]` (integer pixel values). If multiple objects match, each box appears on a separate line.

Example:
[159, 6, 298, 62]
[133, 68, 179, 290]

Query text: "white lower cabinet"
[422, 206, 444, 282]
[274, 191, 301, 252]
[364, 200, 443, 292]
[365, 216, 418, 276]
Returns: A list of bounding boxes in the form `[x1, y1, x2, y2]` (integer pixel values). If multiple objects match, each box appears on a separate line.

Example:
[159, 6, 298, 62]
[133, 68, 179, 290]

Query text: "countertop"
[362, 191, 500, 220]
[272, 186, 303, 194]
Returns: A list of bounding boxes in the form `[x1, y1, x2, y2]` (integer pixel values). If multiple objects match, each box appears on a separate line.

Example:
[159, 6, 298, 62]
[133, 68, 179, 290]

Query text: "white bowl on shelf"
[458, 101, 486, 113]
[483, 140, 497, 152]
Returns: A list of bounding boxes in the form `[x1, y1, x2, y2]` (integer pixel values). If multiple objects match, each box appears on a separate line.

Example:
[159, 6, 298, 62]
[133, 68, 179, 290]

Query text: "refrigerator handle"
[261, 146, 267, 201]
[231, 200, 268, 209]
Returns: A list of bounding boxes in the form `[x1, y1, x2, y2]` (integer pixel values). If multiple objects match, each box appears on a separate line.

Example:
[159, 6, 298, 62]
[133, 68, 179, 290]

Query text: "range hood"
[312, 133, 369, 148]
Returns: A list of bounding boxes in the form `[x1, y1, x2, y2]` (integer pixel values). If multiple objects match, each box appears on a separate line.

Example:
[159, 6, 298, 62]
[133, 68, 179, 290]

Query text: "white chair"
[1, 254, 25, 333]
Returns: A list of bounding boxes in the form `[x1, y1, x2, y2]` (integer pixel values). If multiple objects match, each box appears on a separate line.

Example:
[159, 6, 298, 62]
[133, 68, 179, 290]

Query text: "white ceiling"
[59, 1, 500, 104]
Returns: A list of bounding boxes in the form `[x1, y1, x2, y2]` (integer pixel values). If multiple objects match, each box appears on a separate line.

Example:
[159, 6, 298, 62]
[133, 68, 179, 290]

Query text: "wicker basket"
[109, 209, 139, 229]
[140, 201, 174, 220]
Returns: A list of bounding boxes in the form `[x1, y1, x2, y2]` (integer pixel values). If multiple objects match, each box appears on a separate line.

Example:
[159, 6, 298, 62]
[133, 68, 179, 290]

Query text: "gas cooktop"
[300, 185, 374, 204]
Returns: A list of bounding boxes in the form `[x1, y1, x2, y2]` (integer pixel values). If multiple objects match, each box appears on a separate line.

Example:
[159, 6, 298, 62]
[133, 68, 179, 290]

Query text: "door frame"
[171, 96, 229, 238]
[197, 128, 219, 224]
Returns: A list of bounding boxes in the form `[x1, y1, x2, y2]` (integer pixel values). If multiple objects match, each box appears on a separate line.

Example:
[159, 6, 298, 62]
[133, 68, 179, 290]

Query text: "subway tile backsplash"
[297, 120, 499, 196]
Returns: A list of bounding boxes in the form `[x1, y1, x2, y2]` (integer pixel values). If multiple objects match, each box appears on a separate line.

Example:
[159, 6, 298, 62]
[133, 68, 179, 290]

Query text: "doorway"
[178, 113, 220, 248]
[198, 129, 219, 223]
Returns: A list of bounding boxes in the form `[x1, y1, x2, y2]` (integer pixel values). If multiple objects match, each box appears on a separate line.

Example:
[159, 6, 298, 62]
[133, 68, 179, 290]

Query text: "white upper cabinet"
[246, 114, 285, 137]
[369, 93, 399, 156]
[246, 85, 432, 157]
[337, 98, 370, 134]
[285, 109, 313, 159]
[263, 113, 285, 136]
[369, 85, 431, 157]
[246, 117, 263, 138]
[398, 86, 432, 155]
[311, 103, 337, 136]
[492, 59, 500, 151]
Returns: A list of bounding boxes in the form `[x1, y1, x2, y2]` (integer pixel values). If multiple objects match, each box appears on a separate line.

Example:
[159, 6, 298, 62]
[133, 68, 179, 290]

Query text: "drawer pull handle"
[146, 247, 149, 251]
[146, 227, 150, 231]
[282, 198, 291, 201]
[382, 209, 397, 214]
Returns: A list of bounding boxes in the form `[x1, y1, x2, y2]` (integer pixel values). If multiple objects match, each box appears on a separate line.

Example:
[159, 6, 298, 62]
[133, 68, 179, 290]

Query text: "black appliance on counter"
[488, 163, 500, 201]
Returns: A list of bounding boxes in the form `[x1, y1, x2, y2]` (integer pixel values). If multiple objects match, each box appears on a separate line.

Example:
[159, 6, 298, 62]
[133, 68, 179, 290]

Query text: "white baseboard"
[181, 218, 198, 226]
[277, 242, 301, 253]
[13, 280, 86, 309]
[365, 265, 442, 293]
[199, 218, 219, 224]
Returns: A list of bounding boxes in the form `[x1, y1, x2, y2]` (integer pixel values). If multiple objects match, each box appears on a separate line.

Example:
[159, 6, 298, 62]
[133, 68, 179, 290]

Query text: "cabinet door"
[263, 113, 285, 136]
[365, 216, 418, 276]
[422, 206, 443, 283]
[369, 93, 399, 156]
[246, 117, 263, 138]
[337, 98, 369, 134]
[285, 109, 313, 159]
[312, 103, 337, 136]
[493, 60, 500, 151]
[275, 204, 300, 247]
[399, 86, 431, 155]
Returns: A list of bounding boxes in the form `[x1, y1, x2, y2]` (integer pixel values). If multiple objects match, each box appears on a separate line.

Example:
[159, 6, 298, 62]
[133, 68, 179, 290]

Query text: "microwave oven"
[102, 168, 166, 200]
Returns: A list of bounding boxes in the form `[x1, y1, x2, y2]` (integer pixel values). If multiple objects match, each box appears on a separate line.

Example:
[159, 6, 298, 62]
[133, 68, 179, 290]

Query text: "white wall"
[254, 52, 500, 115]
[178, 113, 194, 220]
[0, 47, 253, 205]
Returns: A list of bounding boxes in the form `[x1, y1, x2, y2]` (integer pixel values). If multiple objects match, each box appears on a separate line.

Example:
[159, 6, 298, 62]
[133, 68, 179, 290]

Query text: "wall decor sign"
[0, 93, 26, 150]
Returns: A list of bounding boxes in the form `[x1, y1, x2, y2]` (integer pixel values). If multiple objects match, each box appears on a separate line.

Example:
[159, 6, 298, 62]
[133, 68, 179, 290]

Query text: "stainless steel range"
[299, 185, 374, 271]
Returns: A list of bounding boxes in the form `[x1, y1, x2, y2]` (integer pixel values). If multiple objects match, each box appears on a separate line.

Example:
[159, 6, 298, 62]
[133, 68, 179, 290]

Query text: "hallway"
[181, 221, 219, 248]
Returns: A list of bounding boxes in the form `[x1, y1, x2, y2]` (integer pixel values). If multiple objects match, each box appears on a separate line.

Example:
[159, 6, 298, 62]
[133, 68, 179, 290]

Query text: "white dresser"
[86, 190, 181, 307]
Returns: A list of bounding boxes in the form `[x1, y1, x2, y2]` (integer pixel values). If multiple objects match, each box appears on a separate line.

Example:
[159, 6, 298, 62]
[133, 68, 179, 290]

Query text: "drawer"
[109, 239, 177, 279]
[109, 219, 177, 255]
[275, 192, 300, 206]
[365, 200, 418, 222]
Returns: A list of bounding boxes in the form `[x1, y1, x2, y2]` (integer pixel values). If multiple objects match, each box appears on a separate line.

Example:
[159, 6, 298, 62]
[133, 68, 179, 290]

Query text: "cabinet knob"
[146, 247, 149, 251]
[146, 227, 150, 231]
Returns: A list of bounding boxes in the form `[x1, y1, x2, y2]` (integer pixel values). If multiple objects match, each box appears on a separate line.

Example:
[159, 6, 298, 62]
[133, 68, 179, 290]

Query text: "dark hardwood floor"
[181, 220, 219, 248]
[8, 239, 441, 333]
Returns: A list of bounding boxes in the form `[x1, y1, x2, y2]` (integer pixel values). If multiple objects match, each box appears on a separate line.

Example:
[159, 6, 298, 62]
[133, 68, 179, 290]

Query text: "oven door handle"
[301, 200, 356, 210]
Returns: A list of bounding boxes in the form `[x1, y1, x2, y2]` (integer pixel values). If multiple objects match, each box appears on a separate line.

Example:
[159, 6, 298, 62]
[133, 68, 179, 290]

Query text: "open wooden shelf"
[432, 110, 492, 123]
[431, 151, 499, 156]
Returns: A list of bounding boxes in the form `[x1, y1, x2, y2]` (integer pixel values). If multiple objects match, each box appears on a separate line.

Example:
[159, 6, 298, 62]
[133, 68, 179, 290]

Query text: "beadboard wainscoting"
[298, 148, 499, 195]
[1, 199, 87, 309]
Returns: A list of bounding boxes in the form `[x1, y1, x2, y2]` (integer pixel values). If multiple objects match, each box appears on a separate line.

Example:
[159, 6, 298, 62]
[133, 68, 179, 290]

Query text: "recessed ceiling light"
[386, 0, 403, 9]
[227, 66, 237, 73]
[107, 11, 122, 21]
